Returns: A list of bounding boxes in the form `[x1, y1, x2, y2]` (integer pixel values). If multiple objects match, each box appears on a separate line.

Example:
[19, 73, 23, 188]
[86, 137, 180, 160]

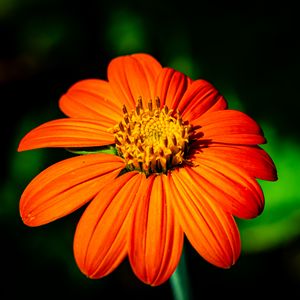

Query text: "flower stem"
[169, 247, 193, 300]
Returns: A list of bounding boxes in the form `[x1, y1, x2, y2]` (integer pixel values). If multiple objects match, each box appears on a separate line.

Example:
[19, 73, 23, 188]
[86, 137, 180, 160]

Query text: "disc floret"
[110, 97, 191, 175]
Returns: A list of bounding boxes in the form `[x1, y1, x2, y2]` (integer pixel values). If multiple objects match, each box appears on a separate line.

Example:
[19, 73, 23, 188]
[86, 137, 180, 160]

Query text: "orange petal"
[193, 144, 277, 181]
[154, 68, 191, 109]
[107, 53, 162, 110]
[20, 153, 125, 226]
[178, 79, 227, 122]
[194, 110, 266, 145]
[184, 164, 264, 219]
[18, 118, 114, 151]
[74, 171, 144, 279]
[128, 174, 183, 286]
[59, 79, 122, 125]
[166, 168, 241, 268]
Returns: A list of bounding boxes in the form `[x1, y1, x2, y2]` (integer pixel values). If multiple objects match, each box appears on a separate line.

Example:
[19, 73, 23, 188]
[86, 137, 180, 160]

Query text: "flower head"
[18, 53, 277, 286]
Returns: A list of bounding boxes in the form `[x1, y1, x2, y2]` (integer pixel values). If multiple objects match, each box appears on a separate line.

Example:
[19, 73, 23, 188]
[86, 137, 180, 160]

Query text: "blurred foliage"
[105, 8, 148, 55]
[1, 0, 300, 298]
[239, 124, 300, 252]
[0, 0, 19, 19]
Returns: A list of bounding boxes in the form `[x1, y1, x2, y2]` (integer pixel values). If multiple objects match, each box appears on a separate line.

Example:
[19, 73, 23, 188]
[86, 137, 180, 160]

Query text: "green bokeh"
[239, 124, 300, 252]
[105, 8, 149, 55]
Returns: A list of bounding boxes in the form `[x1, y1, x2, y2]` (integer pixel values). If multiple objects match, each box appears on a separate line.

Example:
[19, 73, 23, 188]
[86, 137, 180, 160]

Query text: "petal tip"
[20, 211, 37, 227]
[17, 141, 26, 152]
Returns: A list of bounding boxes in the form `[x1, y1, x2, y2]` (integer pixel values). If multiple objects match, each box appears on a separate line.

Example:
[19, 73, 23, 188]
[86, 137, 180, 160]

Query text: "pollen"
[109, 97, 192, 175]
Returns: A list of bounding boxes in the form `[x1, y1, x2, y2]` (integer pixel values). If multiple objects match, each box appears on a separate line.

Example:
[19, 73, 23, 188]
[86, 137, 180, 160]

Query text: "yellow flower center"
[110, 97, 191, 175]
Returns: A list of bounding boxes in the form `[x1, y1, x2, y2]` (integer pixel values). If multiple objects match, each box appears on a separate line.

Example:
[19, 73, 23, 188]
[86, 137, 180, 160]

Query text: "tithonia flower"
[18, 53, 277, 286]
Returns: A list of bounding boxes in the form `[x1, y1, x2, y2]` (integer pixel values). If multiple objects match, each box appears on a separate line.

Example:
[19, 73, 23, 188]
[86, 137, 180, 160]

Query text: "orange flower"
[18, 53, 277, 286]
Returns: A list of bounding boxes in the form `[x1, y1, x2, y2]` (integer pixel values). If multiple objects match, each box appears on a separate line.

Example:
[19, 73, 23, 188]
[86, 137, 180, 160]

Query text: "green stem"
[169, 247, 193, 300]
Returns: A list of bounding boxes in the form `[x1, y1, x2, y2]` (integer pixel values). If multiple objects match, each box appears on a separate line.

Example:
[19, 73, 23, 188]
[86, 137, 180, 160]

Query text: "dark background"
[1, 1, 300, 299]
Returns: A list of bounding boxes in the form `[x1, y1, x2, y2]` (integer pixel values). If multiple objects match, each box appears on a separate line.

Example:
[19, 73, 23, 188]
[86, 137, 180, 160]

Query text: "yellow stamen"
[110, 97, 192, 175]
[148, 99, 153, 112]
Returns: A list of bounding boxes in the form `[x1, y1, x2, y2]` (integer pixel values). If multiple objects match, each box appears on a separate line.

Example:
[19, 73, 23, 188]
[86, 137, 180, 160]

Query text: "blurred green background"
[1, 0, 300, 298]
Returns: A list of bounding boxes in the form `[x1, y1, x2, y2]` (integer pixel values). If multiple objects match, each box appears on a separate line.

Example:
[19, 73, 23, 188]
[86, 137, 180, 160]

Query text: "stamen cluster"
[110, 97, 191, 174]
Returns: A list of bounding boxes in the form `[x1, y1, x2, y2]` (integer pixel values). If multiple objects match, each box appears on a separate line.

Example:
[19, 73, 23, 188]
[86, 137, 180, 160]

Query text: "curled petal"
[20, 154, 125, 226]
[194, 110, 266, 145]
[18, 118, 114, 151]
[193, 144, 277, 181]
[166, 168, 241, 268]
[154, 68, 191, 109]
[107, 53, 162, 110]
[59, 79, 122, 125]
[185, 164, 264, 219]
[178, 79, 227, 122]
[128, 174, 183, 286]
[74, 172, 144, 279]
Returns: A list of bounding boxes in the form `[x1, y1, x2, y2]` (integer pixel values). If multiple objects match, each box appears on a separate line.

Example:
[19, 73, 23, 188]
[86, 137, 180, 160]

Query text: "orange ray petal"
[74, 171, 144, 279]
[107, 53, 162, 110]
[59, 79, 122, 125]
[154, 68, 191, 109]
[194, 110, 266, 145]
[128, 174, 183, 286]
[166, 168, 241, 268]
[184, 164, 264, 219]
[192, 144, 277, 181]
[18, 118, 114, 151]
[20, 153, 125, 226]
[178, 79, 227, 122]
